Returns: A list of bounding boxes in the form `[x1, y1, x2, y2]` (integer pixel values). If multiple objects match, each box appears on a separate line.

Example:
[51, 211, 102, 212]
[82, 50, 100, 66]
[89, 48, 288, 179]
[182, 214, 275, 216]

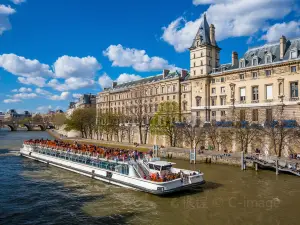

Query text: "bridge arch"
[23, 124, 32, 131]
[6, 124, 16, 131]
[38, 124, 46, 131]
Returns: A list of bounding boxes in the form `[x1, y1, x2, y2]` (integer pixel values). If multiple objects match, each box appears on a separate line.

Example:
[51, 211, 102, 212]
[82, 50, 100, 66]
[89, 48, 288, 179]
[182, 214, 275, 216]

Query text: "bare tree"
[182, 118, 206, 150]
[126, 85, 148, 144]
[263, 105, 297, 157]
[205, 121, 234, 151]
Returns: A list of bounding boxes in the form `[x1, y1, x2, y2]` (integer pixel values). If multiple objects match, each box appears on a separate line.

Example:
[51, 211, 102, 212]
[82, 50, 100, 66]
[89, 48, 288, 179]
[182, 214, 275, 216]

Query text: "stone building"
[190, 15, 300, 124]
[66, 94, 96, 117]
[97, 14, 300, 145]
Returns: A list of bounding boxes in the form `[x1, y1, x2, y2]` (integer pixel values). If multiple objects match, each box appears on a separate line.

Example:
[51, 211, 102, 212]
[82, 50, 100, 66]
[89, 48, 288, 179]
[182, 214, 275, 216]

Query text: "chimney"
[280, 35, 287, 59]
[232, 51, 238, 67]
[112, 81, 117, 88]
[181, 69, 188, 79]
[163, 69, 170, 78]
[210, 24, 216, 46]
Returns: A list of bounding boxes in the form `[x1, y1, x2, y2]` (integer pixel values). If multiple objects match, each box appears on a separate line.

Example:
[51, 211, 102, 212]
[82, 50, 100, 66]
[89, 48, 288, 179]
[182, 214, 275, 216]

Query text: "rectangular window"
[266, 85, 273, 100]
[240, 87, 246, 101]
[239, 74, 245, 80]
[291, 66, 297, 73]
[211, 98, 216, 106]
[167, 96, 169, 100]
[196, 112, 200, 117]
[221, 111, 226, 116]
[252, 86, 259, 101]
[211, 79, 215, 84]
[173, 95, 175, 100]
[221, 87, 225, 93]
[212, 88, 216, 94]
[183, 94, 186, 98]
[252, 109, 258, 121]
[253, 58, 257, 66]
[291, 82, 299, 98]
[220, 97, 226, 105]
[221, 77, 225, 83]
[161, 96, 164, 101]
[194, 70, 196, 75]
[266, 109, 272, 123]
[161, 87, 164, 93]
[240, 110, 246, 121]
[265, 70, 272, 77]
[252, 72, 258, 79]
[212, 111, 216, 117]
[291, 51, 297, 59]
[173, 85, 176, 92]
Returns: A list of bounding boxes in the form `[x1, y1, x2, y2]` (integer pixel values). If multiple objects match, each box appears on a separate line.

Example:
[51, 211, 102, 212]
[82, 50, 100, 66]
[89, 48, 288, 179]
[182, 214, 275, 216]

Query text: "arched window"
[265, 54, 272, 64]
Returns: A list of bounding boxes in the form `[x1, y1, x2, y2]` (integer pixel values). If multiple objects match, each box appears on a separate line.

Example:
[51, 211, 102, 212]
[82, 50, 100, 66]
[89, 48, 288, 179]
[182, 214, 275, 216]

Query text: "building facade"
[66, 94, 96, 117]
[96, 14, 300, 144]
[4, 109, 32, 121]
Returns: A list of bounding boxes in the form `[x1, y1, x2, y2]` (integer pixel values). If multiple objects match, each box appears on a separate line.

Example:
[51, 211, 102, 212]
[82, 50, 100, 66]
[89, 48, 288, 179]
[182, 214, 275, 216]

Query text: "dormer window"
[265, 54, 272, 64]
[252, 57, 258, 66]
[240, 59, 245, 68]
[291, 49, 298, 59]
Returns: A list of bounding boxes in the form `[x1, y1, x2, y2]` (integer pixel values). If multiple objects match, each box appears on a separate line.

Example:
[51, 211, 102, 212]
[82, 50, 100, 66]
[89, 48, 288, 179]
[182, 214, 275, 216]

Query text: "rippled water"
[1, 130, 300, 225]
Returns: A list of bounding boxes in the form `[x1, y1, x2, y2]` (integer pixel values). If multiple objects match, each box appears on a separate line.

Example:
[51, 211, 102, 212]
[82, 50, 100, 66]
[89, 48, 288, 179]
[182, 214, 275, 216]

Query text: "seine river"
[1, 130, 300, 225]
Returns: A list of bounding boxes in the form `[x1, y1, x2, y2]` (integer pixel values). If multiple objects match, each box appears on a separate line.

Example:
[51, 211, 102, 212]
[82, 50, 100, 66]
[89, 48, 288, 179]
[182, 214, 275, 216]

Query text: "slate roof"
[213, 37, 300, 74]
[106, 71, 187, 92]
[190, 14, 211, 48]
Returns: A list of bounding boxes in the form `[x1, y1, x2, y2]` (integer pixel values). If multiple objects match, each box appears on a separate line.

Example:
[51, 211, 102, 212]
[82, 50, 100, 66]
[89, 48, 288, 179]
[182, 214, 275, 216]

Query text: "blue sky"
[0, 0, 299, 113]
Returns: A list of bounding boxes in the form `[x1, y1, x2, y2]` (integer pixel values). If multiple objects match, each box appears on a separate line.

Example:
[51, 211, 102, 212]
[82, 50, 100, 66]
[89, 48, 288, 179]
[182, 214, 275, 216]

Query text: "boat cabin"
[148, 161, 175, 176]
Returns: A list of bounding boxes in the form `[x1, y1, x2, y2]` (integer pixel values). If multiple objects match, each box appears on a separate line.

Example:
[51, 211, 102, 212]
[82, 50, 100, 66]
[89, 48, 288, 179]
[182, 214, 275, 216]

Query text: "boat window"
[154, 165, 161, 171]
[161, 165, 172, 171]
[149, 164, 154, 169]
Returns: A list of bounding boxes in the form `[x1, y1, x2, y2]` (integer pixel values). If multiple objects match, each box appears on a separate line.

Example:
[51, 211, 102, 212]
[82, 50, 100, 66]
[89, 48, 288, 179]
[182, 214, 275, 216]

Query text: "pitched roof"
[106, 71, 186, 93]
[190, 14, 211, 48]
[213, 37, 300, 74]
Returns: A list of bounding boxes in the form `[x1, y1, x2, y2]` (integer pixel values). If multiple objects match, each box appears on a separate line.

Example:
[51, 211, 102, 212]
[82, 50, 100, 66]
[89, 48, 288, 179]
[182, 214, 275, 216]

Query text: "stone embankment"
[47, 129, 252, 167]
[159, 147, 253, 167]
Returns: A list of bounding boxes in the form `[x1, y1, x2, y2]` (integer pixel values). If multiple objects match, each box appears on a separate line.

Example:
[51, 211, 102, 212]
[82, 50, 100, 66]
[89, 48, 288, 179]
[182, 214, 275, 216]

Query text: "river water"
[1, 130, 300, 225]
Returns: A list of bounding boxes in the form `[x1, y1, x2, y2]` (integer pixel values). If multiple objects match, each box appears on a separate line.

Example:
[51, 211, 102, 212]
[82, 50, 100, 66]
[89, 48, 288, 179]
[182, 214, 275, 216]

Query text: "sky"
[0, 0, 299, 114]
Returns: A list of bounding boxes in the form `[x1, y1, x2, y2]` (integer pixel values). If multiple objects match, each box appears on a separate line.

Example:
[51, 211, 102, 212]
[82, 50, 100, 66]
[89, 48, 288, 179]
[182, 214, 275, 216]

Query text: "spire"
[190, 13, 211, 48]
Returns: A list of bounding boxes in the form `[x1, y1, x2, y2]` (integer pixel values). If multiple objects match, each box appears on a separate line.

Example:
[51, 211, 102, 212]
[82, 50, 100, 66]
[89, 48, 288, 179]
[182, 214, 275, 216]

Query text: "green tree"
[150, 101, 180, 147]
[53, 113, 66, 129]
[32, 114, 43, 123]
[65, 108, 96, 138]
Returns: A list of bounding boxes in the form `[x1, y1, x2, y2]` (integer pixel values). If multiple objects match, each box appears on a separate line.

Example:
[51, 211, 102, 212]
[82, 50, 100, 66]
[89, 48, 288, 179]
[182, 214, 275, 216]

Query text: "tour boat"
[20, 143, 205, 195]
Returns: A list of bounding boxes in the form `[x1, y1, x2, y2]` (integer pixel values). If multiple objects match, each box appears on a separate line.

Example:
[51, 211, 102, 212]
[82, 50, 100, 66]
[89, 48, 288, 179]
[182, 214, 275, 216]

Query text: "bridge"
[0, 121, 55, 131]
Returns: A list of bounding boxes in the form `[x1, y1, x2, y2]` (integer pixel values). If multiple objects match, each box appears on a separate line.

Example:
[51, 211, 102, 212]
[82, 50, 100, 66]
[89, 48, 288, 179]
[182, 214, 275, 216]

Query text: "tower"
[189, 14, 220, 77]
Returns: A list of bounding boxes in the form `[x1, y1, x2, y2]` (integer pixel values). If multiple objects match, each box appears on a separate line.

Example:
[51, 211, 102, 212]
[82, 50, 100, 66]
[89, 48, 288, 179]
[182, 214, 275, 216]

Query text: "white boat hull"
[20, 145, 205, 195]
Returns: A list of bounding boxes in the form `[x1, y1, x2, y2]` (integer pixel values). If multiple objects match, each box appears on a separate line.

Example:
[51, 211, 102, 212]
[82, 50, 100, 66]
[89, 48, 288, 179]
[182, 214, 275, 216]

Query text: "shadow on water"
[161, 181, 223, 198]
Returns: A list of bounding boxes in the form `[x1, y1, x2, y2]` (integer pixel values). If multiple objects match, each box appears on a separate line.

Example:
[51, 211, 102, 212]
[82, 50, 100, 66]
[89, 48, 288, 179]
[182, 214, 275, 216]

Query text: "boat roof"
[148, 161, 175, 166]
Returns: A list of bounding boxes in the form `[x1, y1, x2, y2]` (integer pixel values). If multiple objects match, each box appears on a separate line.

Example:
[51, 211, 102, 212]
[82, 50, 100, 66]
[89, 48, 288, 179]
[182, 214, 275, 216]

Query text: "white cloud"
[53, 56, 101, 79]
[98, 72, 143, 89]
[18, 87, 32, 93]
[72, 93, 82, 99]
[98, 73, 113, 89]
[103, 44, 177, 72]
[48, 77, 95, 91]
[13, 92, 37, 99]
[18, 76, 47, 87]
[11, 89, 18, 92]
[3, 98, 21, 103]
[116, 73, 141, 84]
[193, 0, 226, 5]
[261, 20, 300, 43]
[162, 0, 296, 52]
[10, 0, 26, 5]
[0, 54, 53, 77]
[36, 88, 51, 96]
[0, 5, 16, 35]
[49, 92, 70, 101]
[36, 105, 52, 113]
